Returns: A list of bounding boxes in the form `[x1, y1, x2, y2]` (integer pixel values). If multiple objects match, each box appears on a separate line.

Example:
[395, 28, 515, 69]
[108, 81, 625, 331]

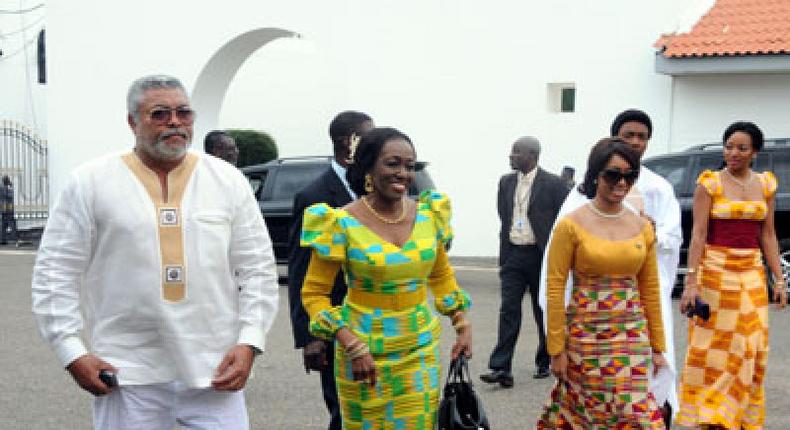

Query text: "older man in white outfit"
[32, 74, 279, 429]
[539, 109, 682, 427]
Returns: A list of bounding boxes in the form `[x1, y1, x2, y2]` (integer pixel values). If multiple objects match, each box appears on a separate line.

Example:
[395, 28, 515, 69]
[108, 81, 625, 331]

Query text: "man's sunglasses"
[148, 107, 195, 125]
[600, 168, 639, 186]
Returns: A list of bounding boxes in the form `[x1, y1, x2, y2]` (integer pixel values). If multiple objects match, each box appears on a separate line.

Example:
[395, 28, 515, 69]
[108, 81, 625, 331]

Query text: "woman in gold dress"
[538, 138, 667, 429]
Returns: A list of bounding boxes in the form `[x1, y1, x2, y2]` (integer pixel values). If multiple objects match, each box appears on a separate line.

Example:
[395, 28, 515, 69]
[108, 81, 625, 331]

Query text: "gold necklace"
[362, 196, 407, 224]
[587, 201, 627, 219]
[723, 168, 753, 189]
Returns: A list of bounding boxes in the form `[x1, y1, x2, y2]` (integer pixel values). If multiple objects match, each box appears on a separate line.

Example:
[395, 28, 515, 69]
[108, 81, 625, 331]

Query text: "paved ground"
[3, 250, 790, 429]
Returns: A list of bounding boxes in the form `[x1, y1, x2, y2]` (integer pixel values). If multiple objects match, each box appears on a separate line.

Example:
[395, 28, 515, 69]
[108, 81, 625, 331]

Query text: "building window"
[547, 82, 576, 113]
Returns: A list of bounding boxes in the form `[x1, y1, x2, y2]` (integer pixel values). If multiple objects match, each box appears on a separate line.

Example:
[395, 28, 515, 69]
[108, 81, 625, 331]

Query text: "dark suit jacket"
[287, 167, 352, 348]
[498, 167, 570, 266]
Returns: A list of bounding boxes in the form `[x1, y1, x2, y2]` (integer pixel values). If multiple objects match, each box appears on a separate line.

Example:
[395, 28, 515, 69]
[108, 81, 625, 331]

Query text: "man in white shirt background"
[539, 109, 682, 427]
[31, 74, 279, 430]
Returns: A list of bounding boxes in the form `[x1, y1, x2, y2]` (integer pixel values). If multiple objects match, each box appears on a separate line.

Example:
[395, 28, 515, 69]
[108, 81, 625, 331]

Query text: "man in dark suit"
[287, 111, 373, 430]
[480, 136, 570, 387]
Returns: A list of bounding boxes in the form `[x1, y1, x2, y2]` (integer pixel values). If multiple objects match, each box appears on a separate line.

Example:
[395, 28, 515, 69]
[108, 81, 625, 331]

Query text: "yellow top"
[698, 170, 777, 220]
[300, 191, 471, 341]
[545, 217, 665, 355]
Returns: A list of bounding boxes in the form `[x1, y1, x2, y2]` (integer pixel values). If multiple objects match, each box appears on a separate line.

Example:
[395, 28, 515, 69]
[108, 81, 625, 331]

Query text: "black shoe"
[533, 365, 551, 379]
[479, 370, 514, 388]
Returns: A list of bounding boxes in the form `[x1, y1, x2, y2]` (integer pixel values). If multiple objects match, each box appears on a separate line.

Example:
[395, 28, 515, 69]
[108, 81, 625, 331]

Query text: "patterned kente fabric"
[677, 170, 778, 430]
[539, 218, 665, 429]
[300, 190, 471, 430]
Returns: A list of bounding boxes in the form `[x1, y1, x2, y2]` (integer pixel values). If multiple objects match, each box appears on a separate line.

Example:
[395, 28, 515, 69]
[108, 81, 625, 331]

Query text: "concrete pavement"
[3, 251, 790, 429]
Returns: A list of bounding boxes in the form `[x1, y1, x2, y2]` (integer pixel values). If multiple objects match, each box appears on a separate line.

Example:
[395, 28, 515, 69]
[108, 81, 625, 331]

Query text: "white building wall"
[668, 74, 790, 149]
[47, 0, 688, 256]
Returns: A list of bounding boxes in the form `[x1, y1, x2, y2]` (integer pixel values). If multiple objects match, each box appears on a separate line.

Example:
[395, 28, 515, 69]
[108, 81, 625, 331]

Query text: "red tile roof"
[655, 0, 790, 58]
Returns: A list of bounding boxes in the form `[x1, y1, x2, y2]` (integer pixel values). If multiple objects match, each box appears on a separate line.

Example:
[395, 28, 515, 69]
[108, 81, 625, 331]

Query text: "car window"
[687, 154, 724, 192]
[644, 157, 689, 197]
[696, 154, 723, 174]
[753, 153, 771, 173]
[772, 153, 790, 194]
[270, 164, 326, 200]
[246, 172, 268, 200]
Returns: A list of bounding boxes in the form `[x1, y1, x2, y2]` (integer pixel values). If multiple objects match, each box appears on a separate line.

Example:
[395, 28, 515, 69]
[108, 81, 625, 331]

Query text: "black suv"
[242, 156, 436, 264]
[642, 139, 790, 291]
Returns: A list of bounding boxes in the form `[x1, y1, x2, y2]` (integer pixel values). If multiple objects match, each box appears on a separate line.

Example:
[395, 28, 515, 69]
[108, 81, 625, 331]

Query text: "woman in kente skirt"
[300, 127, 472, 430]
[537, 137, 667, 429]
[677, 121, 787, 430]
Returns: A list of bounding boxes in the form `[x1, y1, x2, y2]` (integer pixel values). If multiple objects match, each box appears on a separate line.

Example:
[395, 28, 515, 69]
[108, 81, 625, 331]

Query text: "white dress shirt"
[32, 150, 279, 388]
[330, 159, 356, 200]
[509, 168, 538, 245]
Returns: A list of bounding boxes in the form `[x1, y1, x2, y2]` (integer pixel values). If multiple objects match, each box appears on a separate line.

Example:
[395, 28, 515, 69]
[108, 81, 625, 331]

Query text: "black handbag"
[438, 355, 490, 430]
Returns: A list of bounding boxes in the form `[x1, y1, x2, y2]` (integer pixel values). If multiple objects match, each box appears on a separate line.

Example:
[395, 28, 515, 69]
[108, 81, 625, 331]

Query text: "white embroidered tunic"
[32, 150, 279, 387]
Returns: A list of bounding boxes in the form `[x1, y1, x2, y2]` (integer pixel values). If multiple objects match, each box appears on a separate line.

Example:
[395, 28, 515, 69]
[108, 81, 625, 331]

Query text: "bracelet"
[451, 311, 465, 325]
[345, 339, 365, 353]
[345, 340, 362, 353]
[344, 339, 362, 353]
[347, 343, 370, 360]
[453, 320, 470, 334]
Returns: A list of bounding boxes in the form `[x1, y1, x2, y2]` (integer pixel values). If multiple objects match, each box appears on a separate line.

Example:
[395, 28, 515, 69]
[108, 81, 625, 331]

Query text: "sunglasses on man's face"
[148, 107, 195, 125]
[600, 168, 639, 186]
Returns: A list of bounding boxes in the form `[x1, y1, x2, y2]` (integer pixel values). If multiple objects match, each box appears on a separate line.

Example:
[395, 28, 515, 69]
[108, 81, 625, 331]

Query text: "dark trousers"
[320, 340, 341, 430]
[1, 214, 16, 244]
[488, 245, 549, 372]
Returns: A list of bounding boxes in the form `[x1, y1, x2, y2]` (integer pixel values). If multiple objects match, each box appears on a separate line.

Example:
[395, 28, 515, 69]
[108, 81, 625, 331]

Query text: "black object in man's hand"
[99, 370, 118, 388]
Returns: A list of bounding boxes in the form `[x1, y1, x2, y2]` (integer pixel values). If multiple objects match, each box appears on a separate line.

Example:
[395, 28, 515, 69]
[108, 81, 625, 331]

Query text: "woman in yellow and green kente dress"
[301, 127, 472, 430]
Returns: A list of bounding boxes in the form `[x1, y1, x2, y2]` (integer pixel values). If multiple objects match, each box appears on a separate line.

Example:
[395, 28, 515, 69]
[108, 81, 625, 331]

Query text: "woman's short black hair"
[723, 121, 764, 152]
[610, 109, 653, 139]
[578, 137, 641, 199]
[346, 127, 414, 196]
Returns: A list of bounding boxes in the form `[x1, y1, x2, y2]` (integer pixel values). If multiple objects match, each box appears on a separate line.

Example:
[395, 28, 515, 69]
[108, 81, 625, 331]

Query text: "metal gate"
[0, 120, 48, 233]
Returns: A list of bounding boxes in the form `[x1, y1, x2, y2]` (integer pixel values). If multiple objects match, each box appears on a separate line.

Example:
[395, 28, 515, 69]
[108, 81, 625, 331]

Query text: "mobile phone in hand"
[99, 370, 118, 388]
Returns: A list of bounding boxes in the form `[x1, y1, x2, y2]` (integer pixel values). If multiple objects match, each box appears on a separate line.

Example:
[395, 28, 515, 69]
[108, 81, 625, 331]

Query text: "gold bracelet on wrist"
[451, 311, 465, 325]
[346, 341, 364, 354]
[347, 343, 369, 360]
[453, 320, 469, 334]
[344, 339, 361, 352]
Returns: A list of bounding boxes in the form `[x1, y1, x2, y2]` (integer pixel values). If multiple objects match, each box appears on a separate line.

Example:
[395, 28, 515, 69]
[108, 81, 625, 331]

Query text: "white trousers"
[93, 382, 249, 430]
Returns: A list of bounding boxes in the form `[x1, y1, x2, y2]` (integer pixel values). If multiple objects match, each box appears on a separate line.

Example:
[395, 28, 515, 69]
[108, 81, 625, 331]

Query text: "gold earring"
[364, 174, 374, 193]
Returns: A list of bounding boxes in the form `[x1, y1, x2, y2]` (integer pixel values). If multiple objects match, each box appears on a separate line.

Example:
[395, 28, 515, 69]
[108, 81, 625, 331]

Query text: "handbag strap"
[458, 355, 473, 386]
[445, 355, 459, 386]
[448, 355, 475, 387]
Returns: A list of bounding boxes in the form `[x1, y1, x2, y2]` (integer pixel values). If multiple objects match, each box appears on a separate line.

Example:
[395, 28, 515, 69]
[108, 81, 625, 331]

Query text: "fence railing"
[0, 120, 48, 231]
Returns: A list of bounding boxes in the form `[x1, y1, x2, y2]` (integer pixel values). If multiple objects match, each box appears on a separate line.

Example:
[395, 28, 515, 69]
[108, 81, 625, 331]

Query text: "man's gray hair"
[126, 74, 187, 120]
